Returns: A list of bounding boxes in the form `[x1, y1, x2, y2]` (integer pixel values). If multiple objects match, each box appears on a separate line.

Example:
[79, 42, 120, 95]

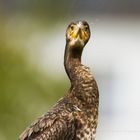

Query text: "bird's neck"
[64, 43, 82, 83]
[64, 43, 99, 106]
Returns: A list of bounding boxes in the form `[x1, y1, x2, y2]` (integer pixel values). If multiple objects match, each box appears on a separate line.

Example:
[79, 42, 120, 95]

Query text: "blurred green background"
[0, 1, 72, 139]
[0, 0, 140, 140]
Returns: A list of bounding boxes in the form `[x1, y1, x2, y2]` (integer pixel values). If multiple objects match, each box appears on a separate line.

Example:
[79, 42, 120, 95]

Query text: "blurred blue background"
[0, 0, 140, 139]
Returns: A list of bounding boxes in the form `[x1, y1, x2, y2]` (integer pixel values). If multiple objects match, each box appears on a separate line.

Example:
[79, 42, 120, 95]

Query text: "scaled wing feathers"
[19, 99, 76, 140]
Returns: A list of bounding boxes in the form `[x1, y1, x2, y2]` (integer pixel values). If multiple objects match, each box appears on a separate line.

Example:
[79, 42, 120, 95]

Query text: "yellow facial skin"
[66, 21, 90, 47]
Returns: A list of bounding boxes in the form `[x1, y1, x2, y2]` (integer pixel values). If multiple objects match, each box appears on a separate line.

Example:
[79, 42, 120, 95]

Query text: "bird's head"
[66, 21, 90, 48]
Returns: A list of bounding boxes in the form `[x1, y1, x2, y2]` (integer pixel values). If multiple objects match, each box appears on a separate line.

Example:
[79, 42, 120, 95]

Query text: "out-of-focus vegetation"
[0, 45, 69, 140]
[0, 1, 71, 137]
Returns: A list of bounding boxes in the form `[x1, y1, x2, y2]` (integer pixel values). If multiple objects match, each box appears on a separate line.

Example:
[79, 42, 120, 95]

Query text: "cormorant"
[19, 21, 99, 140]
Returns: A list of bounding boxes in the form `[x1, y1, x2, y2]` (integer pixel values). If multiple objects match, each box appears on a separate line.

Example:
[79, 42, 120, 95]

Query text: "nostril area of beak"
[73, 28, 80, 39]
[77, 28, 81, 34]
[78, 29, 82, 39]
[72, 28, 82, 39]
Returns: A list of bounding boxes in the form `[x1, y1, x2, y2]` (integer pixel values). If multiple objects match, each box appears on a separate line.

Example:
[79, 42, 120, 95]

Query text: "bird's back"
[19, 98, 77, 140]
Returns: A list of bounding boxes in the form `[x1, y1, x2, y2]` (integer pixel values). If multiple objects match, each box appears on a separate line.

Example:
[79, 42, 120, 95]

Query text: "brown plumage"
[19, 21, 99, 140]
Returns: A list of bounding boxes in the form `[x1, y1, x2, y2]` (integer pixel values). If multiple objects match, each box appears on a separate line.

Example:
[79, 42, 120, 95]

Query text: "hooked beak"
[72, 28, 82, 40]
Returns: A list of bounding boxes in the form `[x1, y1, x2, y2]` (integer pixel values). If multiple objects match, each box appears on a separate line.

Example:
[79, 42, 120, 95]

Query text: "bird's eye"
[85, 26, 88, 31]
[70, 25, 74, 30]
